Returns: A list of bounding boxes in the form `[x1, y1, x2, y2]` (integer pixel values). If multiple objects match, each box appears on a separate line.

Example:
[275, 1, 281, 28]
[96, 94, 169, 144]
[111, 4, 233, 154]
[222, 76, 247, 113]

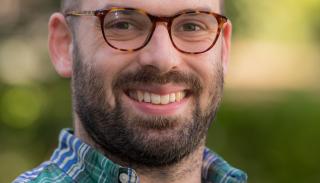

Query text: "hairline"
[61, 0, 224, 13]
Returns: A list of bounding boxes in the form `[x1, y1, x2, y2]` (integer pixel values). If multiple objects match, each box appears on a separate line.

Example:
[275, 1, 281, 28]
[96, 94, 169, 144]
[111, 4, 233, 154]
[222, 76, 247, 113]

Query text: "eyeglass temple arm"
[64, 11, 96, 17]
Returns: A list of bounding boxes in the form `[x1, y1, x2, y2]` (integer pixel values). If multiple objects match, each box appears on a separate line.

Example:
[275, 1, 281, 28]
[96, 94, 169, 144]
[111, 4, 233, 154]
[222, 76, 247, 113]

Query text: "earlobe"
[48, 13, 73, 78]
[221, 21, 232, 75]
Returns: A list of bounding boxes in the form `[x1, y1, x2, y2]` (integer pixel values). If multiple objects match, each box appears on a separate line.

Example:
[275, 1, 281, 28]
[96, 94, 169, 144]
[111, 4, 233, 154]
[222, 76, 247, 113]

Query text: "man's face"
[71, 0, 228, 167]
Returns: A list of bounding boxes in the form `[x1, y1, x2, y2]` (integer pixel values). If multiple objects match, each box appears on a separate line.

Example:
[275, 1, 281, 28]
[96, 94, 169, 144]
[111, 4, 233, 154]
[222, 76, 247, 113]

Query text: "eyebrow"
[98, 3, 213, 16]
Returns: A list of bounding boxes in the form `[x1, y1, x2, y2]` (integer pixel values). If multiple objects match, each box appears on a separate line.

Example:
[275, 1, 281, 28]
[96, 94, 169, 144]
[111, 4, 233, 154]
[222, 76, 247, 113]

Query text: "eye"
[175, 21, 207, 33]
[181, 23, 202, 31]
[107, 21, 134, 30]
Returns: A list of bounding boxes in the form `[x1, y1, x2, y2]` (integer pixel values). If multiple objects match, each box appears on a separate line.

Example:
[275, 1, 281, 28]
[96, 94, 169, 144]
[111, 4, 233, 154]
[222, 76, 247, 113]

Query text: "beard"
[72, 47, 224, 167]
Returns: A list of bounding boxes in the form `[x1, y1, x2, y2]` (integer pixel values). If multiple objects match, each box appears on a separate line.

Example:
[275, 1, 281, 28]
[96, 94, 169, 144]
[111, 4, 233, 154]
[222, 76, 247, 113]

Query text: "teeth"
[129, 90, 187, 105]
[176, 92, 181, 102]
[144, 92, 151, 103]
[161, 94, 170, 105]
[137, 91, 144, 102]
[181, 91, 186, 99]
[169, 93, 176, 103]
[151, 94, 161, 104]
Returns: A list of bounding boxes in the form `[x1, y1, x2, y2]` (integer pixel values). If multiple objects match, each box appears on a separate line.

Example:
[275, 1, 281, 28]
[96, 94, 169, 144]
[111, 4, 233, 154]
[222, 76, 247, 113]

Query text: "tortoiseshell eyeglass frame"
[65, 7, 228, 54]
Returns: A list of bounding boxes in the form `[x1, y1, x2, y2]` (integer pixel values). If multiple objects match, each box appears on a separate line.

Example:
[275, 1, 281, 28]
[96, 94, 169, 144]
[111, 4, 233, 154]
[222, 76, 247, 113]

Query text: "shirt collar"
[50, 129, 247, 183]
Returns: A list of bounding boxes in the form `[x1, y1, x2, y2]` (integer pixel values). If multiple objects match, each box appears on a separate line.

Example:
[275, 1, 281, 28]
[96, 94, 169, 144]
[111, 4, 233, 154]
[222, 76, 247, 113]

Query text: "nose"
[137, 24, 182, 74]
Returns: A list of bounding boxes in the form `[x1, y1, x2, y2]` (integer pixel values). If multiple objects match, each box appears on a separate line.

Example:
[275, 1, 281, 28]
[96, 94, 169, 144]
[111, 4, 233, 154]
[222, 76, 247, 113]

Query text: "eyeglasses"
[65, 7, 228, 54]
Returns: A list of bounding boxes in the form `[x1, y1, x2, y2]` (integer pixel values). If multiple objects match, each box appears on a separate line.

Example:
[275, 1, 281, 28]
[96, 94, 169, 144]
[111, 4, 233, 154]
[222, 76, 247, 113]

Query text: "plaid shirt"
[14, 129, 247, 183]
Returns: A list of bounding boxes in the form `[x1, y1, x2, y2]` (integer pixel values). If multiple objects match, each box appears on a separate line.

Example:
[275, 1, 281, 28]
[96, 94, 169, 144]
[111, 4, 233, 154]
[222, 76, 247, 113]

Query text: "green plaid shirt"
[14, 129, 247, 183]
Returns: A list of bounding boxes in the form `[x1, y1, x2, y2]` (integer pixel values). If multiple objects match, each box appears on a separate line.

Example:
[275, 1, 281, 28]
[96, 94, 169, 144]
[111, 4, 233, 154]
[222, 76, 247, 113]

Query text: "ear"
[48, 13, 73, 78]
[221, 20, 232, 75]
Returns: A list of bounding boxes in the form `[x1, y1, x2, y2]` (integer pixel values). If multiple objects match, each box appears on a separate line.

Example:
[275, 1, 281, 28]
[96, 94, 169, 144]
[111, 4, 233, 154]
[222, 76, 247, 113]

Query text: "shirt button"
[119, 173, 129, 183]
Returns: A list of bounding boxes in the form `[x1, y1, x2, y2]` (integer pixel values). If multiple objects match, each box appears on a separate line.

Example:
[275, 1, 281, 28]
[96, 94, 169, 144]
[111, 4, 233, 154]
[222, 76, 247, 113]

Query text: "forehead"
[81, 0, 220, 15]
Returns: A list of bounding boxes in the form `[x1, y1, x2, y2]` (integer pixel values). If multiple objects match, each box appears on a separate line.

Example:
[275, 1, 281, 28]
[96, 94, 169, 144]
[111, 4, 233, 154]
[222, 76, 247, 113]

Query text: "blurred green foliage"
[0, 0, 320, 182]
[208, 91, 320, 183]
[226, 0, 320, 44]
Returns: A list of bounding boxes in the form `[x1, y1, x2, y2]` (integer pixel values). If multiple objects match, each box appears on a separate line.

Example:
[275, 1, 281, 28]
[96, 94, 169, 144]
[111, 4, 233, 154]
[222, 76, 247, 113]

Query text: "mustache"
[113, 66, 203, 95]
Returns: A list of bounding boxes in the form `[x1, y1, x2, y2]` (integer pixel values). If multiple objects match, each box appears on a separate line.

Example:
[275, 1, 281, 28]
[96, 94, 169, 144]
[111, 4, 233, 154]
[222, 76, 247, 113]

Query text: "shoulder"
[203, 148, 248, 183]
[12, 161, 73, 183]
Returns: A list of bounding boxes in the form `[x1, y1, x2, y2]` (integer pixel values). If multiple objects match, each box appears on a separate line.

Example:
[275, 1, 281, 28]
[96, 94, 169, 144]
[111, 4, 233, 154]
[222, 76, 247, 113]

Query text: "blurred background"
[0, 0, 319, 182]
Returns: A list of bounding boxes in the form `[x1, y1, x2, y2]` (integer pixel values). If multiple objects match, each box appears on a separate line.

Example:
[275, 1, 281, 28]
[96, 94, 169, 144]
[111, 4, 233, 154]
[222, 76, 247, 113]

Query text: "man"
[14, 0, 247, 182]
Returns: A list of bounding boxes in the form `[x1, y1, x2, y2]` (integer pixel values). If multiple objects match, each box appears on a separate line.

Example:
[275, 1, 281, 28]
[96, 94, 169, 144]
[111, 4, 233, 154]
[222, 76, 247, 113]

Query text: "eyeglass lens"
[102, 9, 220, 53]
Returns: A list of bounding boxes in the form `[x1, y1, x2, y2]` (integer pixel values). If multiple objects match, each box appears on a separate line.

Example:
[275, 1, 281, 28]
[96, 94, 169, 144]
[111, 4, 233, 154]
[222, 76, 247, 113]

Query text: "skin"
[48, 0, 232, 182]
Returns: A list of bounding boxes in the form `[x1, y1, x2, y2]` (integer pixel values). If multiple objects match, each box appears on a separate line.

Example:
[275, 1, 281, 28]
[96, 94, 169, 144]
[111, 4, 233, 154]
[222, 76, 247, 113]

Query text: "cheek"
[198, 69, 221, 112]
[187, 47, 223, 111]
[91, 53, 120, 108]
[184, 37, 223, 82]
[87, 46, 141, 108]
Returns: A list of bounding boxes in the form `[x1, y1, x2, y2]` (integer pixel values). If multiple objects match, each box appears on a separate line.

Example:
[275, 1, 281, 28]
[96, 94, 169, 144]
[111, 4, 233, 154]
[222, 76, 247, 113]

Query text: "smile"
[122, 84, 192, 115]
[128, 90, 187, 105]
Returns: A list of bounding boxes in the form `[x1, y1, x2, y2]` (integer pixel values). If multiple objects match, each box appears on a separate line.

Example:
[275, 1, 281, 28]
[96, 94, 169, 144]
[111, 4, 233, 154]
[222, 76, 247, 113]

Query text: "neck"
[74, 118, 205, 183]
[136, 145, 204, 183]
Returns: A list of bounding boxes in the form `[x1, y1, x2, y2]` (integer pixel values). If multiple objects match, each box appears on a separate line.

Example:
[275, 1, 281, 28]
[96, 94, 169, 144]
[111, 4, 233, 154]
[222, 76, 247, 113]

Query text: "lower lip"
[124, 94, 189, 116]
